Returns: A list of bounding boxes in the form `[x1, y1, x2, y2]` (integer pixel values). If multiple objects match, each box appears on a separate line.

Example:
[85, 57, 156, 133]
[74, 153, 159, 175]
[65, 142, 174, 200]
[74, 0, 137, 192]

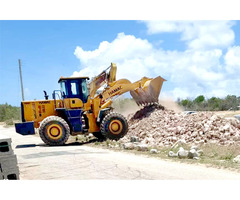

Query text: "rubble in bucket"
[0, 134, 20, 180]
[119, 104, 240, 147]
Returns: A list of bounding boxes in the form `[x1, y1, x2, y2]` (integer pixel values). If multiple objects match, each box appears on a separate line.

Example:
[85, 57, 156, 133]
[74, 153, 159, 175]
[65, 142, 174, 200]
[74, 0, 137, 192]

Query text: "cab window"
[70, 82, 79, 96]
[60, 81, 68, 97]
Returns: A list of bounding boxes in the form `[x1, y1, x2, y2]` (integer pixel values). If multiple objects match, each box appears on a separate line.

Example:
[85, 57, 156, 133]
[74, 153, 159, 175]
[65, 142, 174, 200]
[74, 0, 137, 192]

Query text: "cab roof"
[58, 76, 89, 83]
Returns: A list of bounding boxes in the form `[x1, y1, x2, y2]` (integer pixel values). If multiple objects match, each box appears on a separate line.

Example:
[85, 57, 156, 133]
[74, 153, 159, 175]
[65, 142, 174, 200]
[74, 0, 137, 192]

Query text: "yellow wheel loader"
[15, 63, 166, 145]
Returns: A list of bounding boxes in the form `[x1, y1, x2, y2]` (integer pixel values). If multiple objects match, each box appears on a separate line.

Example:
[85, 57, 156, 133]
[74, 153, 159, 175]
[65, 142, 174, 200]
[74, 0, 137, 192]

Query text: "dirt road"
[1, 125, 240, 180]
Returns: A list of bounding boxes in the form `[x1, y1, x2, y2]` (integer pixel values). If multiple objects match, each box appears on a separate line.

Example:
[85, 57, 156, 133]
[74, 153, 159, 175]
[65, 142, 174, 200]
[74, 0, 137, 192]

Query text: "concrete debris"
[150, 149, 158, 154]
[168, 151, 178, 157]
[136, 144, 148, 151]
[188, 149, 199, 159]
[177, 147, 189, 159]
[168, 146, 202, 160]
[190, 145, 199, 151]
[119, 104, 240, 147]
[122, 143, 135, 150]
[233, 155, 240, 163]
[193, 157, 199, 160]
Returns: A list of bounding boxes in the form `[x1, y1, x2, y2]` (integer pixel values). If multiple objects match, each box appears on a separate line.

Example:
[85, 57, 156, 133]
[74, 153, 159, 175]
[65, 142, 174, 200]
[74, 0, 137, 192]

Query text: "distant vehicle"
[234, 115, 240, 121]
[183, 111, 197, 115]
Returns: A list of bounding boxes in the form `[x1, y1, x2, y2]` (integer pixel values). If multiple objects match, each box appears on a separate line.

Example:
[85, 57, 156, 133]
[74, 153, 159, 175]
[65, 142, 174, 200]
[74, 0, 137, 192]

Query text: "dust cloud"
[159, 97, 183, 113]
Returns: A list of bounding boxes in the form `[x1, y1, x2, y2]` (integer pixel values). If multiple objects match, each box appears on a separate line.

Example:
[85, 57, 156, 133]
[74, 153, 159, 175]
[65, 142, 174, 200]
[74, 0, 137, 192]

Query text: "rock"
[193, 157, 199, 160]
[124, 105, 240, 148]
[123, 143, 135, 150]
[88, 133, 94, 138]
[168, 151, 178, 157]
[130, 136, 140, 143]
[233, 155, 240, 163]
[197, 149, 203, 156]
[177, 147, 189, 158]
[188, 149, 199, 159]
[150, 149, 158, 154]
[136, 144, 148, 151]
[190, 145, 199, 151]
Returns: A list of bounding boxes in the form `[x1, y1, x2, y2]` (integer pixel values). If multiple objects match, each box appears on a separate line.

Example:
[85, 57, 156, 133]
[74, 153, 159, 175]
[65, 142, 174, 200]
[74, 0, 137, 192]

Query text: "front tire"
[100, 112, 128, 140]
[92, 132, 106, 141]
[39, 116, 70, 145]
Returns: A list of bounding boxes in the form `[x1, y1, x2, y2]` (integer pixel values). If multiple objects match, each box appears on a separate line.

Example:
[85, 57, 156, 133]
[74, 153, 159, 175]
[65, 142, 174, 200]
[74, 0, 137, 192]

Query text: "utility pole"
[18, 59, 25, 101]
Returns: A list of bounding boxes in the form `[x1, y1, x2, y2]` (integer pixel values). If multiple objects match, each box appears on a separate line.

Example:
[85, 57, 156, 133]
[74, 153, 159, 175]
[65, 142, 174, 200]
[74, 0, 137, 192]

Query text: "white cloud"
[224, 46, 240, 74]
[73, 32, 154, 81]
[144, 21, 235, 50]
[73, 22, 240, 100]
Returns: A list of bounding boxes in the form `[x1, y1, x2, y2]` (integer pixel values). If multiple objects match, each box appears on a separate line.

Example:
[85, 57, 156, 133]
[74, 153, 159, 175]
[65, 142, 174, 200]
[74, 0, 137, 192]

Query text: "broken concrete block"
[150, 149, 158, 154]
[136, 144, 148, 151]
[188, 149, 199, 159]
[177, 147, 189, 158]
[0, 154, 18, 172]
[168, 151, 178, 157]
[0, 134, 13, 156]
[233, 155, 240, 163]
[122, 143, 135, 150]
[0, 167, 20, 180]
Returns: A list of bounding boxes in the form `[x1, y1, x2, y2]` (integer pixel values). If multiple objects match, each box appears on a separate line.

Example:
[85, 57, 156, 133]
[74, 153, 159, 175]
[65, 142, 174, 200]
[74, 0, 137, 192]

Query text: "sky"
[1, 20, 240, 106]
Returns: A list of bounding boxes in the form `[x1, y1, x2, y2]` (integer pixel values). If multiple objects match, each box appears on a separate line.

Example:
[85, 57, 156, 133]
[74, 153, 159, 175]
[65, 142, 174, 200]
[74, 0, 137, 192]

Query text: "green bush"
[0, 103, 21, 123]
[178, 95, 240, 111]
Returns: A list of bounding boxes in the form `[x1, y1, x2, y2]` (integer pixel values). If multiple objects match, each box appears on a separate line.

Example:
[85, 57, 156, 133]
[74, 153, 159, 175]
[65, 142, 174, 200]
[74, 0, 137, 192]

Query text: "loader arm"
[89, 63, 117, 97]
[99, 76, 166, 106]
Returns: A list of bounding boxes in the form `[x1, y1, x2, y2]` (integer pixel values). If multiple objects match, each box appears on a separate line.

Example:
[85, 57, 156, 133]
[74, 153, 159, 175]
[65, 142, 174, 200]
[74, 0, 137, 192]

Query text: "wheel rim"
[46, 123, 63, 140]
[109, 119, 123, 135]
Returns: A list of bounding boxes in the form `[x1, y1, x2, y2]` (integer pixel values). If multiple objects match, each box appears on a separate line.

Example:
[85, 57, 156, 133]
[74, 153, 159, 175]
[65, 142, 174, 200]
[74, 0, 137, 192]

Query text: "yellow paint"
[22, 99, 63, 128]
[46, 123, 63, 140]
[83, 97, 92, 111]
[109, 119, 123, 135]
[85, 112, 100, 133]
[93, 98, 101, 118]
[108, 63, 117, 83]
[100, 99, 112, 109]
[63, 98, 83, 109]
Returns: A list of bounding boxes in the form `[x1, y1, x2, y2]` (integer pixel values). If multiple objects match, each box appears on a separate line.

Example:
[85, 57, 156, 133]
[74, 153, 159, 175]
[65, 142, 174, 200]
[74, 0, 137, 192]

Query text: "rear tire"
[39, 116, 70, 146]
[100, 112, 128, 140]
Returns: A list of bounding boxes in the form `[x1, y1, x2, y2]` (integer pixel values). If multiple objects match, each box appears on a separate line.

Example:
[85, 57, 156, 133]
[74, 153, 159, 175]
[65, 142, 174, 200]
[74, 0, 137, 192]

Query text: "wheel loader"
[15, 63, 166, 145]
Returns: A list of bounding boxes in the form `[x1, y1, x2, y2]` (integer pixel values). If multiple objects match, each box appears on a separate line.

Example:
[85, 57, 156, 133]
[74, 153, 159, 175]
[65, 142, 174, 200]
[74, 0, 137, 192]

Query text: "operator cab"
[58, 77, 89, 103]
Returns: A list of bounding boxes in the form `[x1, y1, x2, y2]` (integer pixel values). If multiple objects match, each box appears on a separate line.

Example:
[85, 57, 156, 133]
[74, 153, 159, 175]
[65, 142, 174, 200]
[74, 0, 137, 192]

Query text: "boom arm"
[89, 63, 117, 97]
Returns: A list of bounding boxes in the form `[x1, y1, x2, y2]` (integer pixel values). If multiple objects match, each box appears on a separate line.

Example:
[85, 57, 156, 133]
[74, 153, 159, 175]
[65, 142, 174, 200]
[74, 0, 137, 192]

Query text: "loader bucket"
[130, 76, 166, 106]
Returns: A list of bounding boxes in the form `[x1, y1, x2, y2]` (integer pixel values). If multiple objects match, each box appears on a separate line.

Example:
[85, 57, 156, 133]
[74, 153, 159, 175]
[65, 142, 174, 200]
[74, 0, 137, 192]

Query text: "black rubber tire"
[100, 112, 128, 140]
[39, 116, 70, 146]
[92, 132, 106, 141]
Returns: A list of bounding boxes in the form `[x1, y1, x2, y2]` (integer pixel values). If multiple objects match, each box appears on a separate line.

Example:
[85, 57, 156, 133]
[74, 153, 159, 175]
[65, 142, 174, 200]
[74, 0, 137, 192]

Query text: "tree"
[194, 95, 205, 104]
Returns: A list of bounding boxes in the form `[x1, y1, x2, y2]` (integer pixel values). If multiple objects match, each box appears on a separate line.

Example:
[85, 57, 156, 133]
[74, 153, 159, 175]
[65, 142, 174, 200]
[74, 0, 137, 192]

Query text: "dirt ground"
[1, 125, 240, 180]
[214, 110, 240, 119]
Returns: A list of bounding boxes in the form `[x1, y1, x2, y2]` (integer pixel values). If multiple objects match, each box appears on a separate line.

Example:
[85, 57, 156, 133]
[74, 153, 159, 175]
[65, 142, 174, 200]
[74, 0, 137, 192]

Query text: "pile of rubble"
[119, 104, 240, 147]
